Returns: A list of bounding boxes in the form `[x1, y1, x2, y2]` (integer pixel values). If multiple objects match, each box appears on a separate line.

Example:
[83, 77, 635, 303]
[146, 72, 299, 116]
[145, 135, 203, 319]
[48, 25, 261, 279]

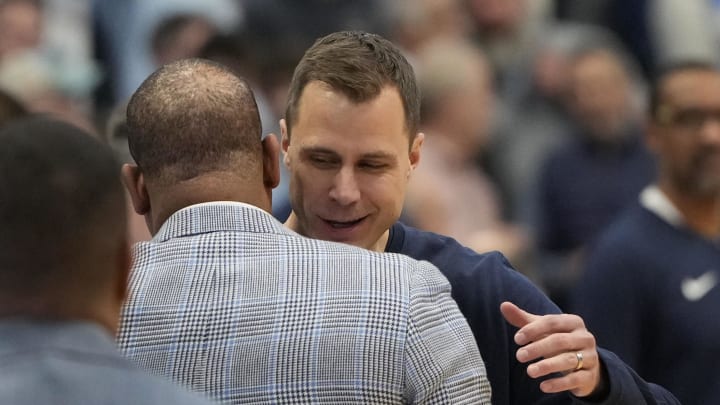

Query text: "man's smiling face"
[282, 81, 422, 251]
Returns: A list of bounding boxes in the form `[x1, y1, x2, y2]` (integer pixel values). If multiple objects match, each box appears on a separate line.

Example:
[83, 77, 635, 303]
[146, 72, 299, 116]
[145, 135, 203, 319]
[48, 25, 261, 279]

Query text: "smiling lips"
[324, 216, 365, 229]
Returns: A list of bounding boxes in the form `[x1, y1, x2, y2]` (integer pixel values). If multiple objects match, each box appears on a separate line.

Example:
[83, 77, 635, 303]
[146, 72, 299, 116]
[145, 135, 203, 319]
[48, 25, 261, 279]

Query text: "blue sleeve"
[570, 235, 679, 404]
[571, 349, 680, 405]
[394, 225, 678, 404]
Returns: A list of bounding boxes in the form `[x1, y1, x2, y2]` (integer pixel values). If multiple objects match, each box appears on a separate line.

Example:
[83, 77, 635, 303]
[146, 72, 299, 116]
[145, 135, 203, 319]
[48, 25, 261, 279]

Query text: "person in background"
[118, 58, 491, 404]
[405, 38, 530, 268]
[535, 45, 655, 309]
[0, 117, 214, 405]
[280, 30, 679, 405]
[150, 13, 218, 67]
[0, 0, 42, 62]
[573, 61, 720, 405]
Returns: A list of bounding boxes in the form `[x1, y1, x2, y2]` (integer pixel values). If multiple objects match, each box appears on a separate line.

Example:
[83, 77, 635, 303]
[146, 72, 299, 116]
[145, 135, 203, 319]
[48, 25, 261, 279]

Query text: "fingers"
[500, 301, 539, 329]
[539, 369, 599, 397]
[524, 348, 598, 378]
[514, 313, 586, 346]
[501, 302, 603, 397]
[525, 349, 600, 397]
[516, 329, 596, 365]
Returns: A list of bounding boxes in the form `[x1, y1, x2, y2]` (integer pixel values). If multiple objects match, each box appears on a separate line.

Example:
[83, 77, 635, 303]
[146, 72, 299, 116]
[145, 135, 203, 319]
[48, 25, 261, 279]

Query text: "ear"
[120, 164, 150, 215]
[409, 132, 424, 172]
[262, 134, 281, 189]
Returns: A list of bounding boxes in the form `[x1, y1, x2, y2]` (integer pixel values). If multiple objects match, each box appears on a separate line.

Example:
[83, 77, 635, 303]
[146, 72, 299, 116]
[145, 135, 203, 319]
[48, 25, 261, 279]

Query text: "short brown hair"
[127, 58, 262, 183]
[285, 31, 420, 142]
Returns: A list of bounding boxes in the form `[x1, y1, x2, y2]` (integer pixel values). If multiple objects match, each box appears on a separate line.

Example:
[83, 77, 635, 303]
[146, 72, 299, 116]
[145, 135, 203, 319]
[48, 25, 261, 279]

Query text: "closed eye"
[358, 161, 389, 171]
[306, 154, 340, 169]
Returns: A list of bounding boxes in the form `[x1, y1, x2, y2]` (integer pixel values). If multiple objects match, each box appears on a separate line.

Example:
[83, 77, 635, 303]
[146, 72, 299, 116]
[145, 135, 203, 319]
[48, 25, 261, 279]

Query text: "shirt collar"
[152, 201, 290, 242]
[639, 185, 685, 228]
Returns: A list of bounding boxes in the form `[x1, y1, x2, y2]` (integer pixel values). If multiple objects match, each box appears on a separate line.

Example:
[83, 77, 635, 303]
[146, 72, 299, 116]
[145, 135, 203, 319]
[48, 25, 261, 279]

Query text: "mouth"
[323, 216, 366, 229]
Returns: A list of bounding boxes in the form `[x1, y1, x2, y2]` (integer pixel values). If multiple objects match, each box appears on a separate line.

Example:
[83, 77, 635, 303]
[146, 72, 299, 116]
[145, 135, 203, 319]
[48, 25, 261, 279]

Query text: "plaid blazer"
[118, 202, 491, 404]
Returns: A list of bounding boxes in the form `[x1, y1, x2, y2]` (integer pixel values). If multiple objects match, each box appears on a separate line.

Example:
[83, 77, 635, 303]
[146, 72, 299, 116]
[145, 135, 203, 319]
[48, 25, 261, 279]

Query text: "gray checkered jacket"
[118, 202, 491, 404]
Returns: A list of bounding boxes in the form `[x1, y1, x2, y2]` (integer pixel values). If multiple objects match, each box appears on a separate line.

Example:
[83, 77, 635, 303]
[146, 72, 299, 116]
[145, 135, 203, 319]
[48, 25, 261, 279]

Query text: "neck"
[149, 173, 271, 234]
[373, 228, 391, 252]
[660, 181, 720, 238]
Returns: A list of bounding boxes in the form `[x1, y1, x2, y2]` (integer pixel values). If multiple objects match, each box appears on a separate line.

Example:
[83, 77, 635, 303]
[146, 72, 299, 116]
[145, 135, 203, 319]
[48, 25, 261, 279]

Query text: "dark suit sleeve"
[571, 349, 680, 405]
[570, 234, 679, 404]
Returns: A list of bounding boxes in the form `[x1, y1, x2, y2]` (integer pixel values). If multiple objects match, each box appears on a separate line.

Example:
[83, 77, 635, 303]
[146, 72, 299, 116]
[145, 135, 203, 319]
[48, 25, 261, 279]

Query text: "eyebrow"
[299, 146, 398, 162]
[299, 146, 337, 156]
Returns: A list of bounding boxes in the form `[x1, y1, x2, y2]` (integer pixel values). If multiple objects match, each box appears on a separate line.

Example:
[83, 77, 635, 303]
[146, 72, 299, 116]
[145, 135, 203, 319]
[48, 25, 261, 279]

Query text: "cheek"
[665, 141, 692, 163]
[364, 174, 408, 209]
[292, 167, 330, 203]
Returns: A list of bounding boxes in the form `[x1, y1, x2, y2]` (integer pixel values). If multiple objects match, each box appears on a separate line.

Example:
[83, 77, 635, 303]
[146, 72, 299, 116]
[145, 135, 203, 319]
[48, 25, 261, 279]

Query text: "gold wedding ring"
[574, 351, 584, 371]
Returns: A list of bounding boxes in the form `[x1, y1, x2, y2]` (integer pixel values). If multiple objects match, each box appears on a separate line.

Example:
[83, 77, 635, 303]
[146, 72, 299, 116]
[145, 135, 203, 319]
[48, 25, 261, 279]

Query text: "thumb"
[500, 301, 539, 329]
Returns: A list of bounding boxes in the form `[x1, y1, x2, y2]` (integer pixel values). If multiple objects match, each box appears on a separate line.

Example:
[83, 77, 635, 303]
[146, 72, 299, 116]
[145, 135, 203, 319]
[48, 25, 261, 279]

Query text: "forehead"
[292, 81, 410, 151]
[661, 70, 720, 107]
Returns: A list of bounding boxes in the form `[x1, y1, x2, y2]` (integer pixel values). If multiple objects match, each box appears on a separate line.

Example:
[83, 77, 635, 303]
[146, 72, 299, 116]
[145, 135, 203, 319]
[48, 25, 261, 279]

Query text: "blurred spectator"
[0, 0, 98, 130]
[464, 0, 554, 107]
[0, 0, 43, 61]
[535, 45, 656, 308]
[486, 23, 614, 224]
[573, 61, 720, 405]
[92, 0, 241, 104]
[151, 13, 218, 67]
[386, 0, 471, 58]
[406, 38, 531, 269]
[557, 0, 718, 77]
[0, 50, 98, 132]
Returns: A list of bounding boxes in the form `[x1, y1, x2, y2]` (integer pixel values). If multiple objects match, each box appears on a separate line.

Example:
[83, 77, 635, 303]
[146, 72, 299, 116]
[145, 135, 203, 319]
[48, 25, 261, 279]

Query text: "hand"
[500, 301, 603, 397]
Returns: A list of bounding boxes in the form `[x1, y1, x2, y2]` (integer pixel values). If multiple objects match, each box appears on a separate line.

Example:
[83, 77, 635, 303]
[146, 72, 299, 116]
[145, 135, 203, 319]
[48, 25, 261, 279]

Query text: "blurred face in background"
[282, 81, 422, 251]
[649, 69, 720, 197]
[466, 0, 525, 35]
[418, 41, 494, 156]
[568, 50, 634, 141]
[0, 0, 42, 60]
[437, 63, 493, 154]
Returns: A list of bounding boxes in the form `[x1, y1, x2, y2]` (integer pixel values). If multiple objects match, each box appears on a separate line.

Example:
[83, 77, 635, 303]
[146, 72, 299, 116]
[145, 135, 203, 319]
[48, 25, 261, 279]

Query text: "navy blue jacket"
[574, 202, 720, 405]
[386, 222, 679, 405]
[538, 134, 655, 252]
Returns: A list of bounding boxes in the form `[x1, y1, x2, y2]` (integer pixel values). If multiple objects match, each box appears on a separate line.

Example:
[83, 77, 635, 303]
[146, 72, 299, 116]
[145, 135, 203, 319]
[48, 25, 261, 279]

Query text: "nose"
[329, 167, 360, 206]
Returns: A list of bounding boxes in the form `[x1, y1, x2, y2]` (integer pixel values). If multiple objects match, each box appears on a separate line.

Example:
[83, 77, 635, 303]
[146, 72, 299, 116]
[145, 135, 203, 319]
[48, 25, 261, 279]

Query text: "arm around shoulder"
[403, 259, 492, 404]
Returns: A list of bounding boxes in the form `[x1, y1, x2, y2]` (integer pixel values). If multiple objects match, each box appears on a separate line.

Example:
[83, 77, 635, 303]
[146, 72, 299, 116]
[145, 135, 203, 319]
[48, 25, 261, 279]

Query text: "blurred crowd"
[1, 1, 719, 402]
[4, 0, 716, 300]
